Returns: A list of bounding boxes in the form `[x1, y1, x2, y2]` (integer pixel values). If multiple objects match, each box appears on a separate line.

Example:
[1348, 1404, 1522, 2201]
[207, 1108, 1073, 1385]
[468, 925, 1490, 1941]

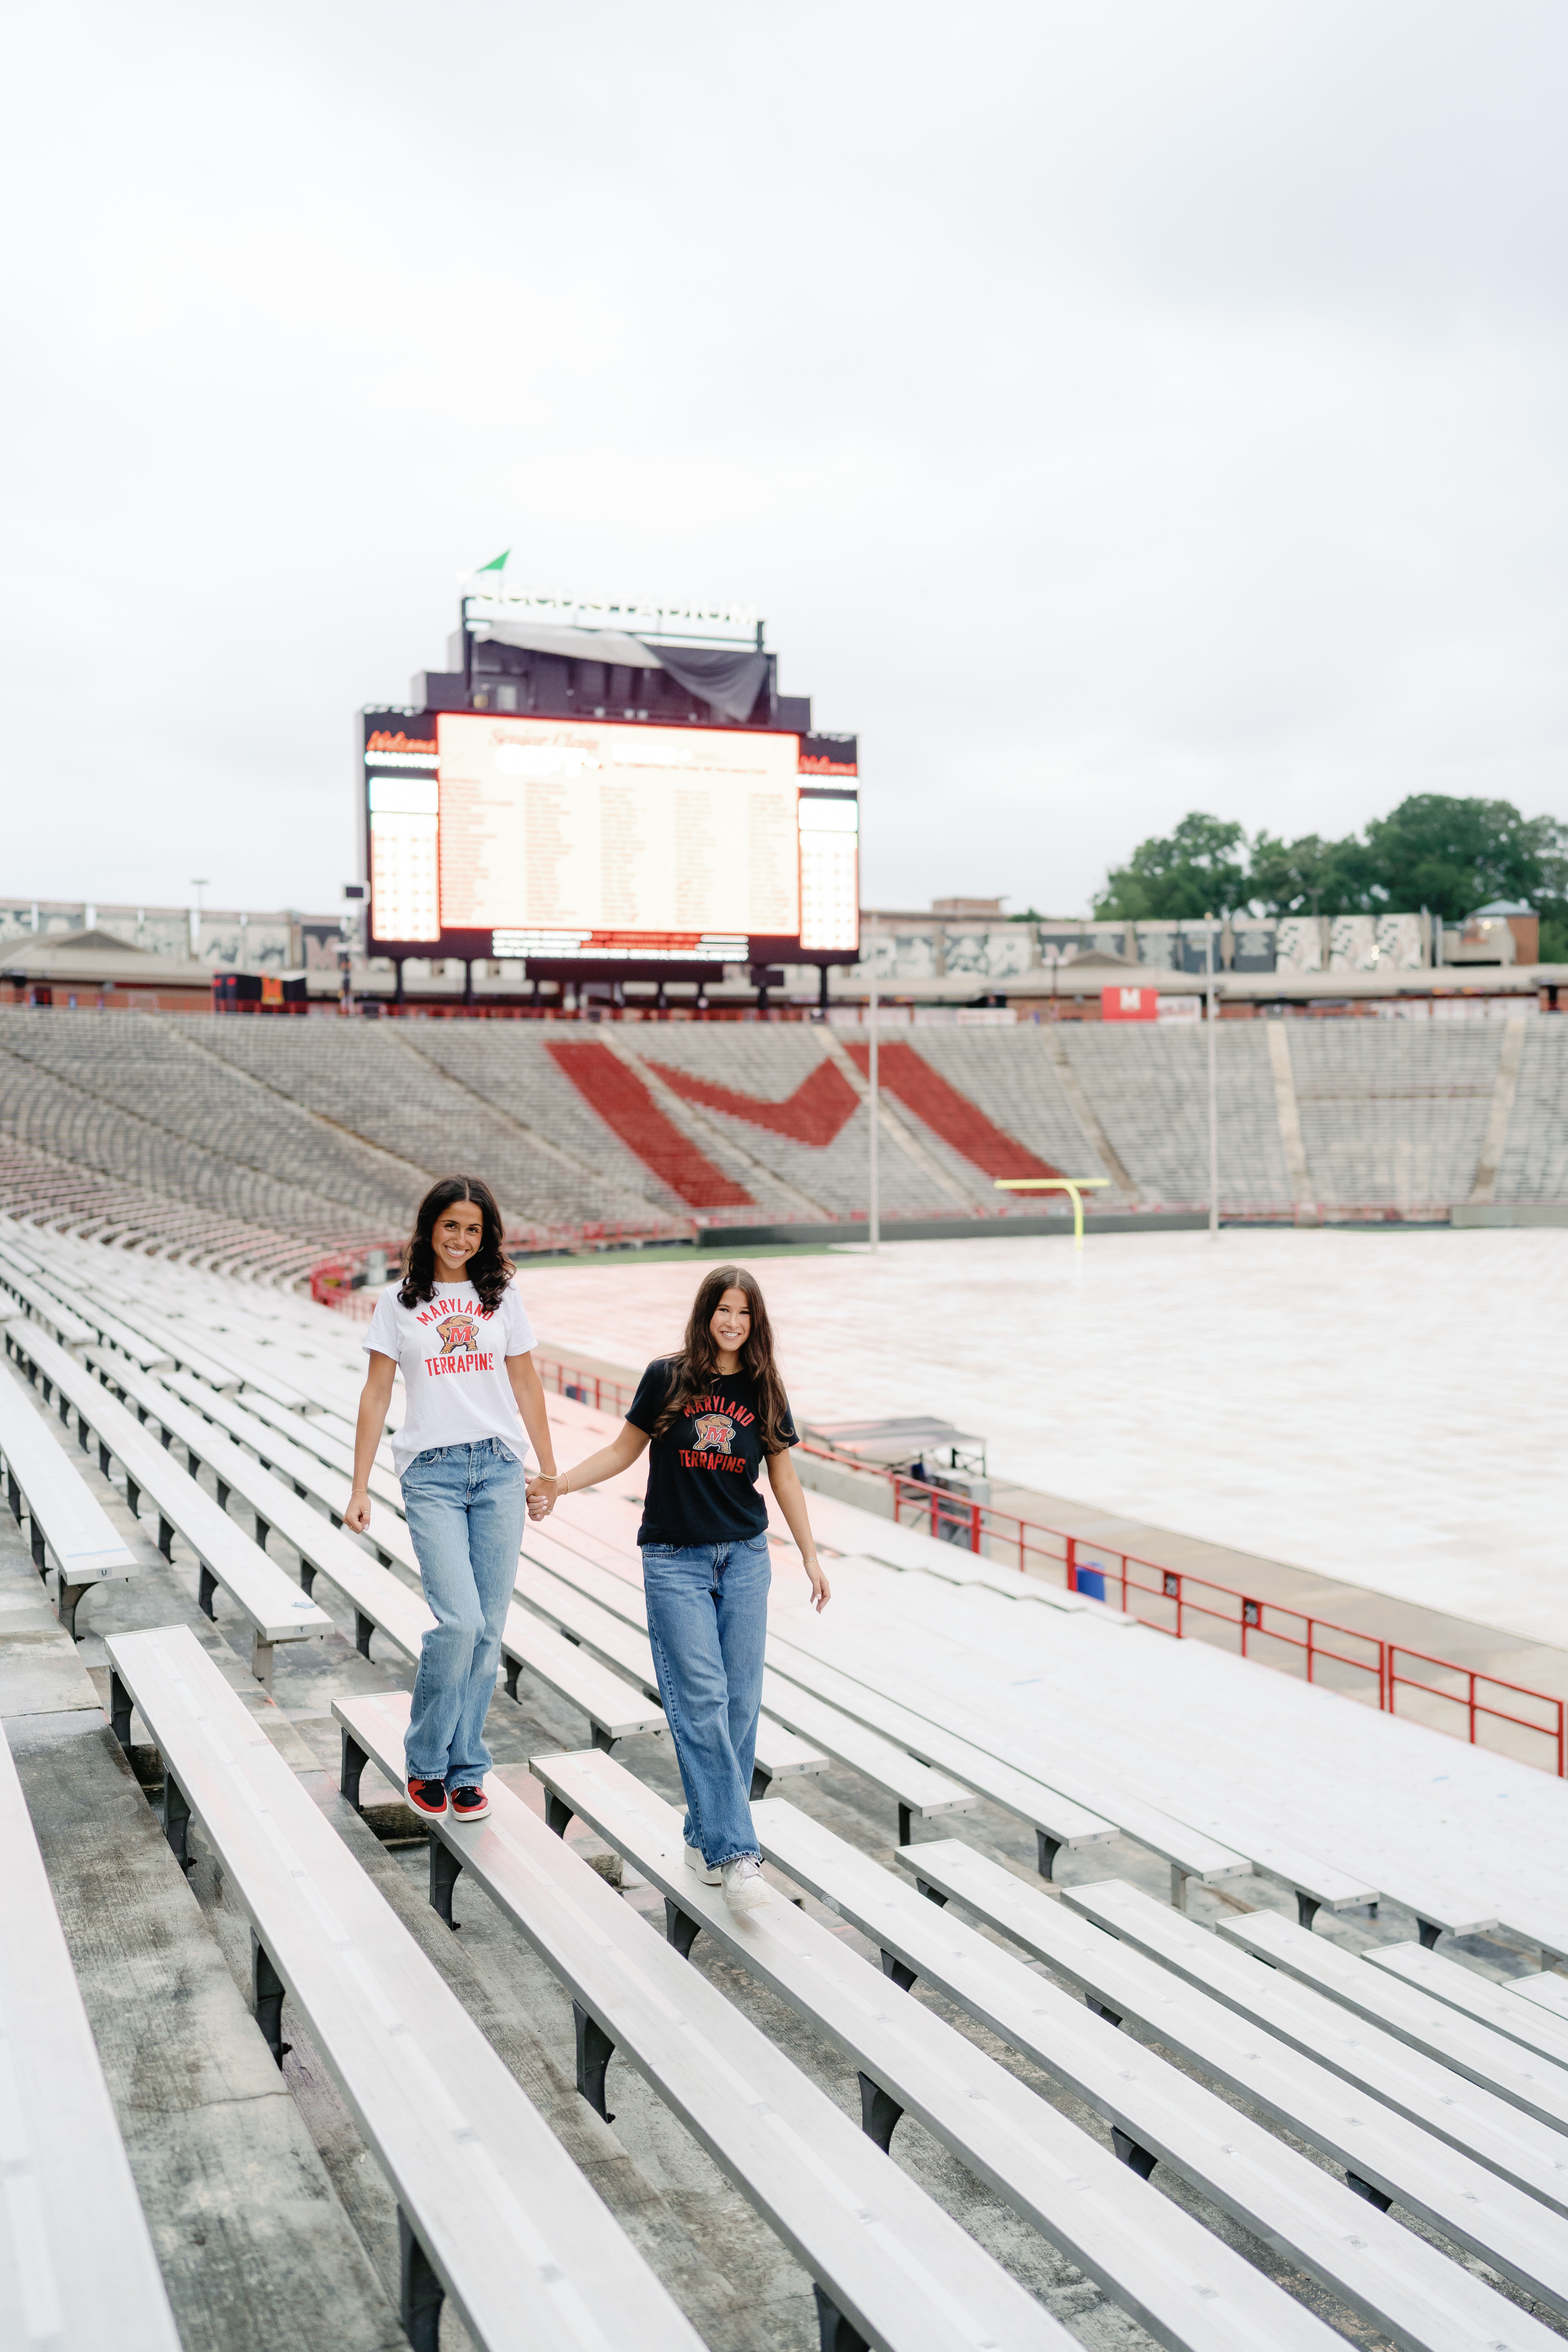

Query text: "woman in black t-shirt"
[526, 1263, 828, 1914]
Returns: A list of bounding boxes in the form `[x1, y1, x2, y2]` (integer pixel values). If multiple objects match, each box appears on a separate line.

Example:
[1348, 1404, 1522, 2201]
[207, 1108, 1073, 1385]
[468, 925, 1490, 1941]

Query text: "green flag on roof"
[475, 548, 510, 574]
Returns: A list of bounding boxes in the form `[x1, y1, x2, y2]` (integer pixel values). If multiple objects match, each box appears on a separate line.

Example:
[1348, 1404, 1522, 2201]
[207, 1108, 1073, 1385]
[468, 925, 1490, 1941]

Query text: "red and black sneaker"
[406, 1777, 448, 1818]
[449, 1784, 490, 1822]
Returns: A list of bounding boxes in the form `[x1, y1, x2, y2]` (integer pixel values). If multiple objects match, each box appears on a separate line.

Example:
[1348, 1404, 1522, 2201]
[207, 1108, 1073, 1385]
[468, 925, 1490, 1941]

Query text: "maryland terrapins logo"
[433, 1314, 479, 1357]
[690, 1412, 735, 1454]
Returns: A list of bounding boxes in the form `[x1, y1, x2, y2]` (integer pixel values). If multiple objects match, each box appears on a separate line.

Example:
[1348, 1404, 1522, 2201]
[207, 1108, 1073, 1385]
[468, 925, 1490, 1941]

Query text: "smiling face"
[432, 1199, 485, 1283]
[709, 1284, 751, 1370]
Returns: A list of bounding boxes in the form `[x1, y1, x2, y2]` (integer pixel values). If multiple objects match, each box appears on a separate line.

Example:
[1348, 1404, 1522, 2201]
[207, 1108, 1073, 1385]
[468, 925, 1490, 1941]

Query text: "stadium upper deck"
[1, 1007, 1566, 1270]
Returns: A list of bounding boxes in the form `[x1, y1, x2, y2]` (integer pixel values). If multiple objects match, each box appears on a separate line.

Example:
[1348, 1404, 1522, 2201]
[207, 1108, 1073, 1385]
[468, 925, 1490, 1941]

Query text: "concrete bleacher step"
[103, 1623, 704, 2352]
[752, 1802, 1566, 2352]
[530, 1747, 1346, 2352]
[335, 1688, 1076, 2352]
[0, 1718, 182, 2352]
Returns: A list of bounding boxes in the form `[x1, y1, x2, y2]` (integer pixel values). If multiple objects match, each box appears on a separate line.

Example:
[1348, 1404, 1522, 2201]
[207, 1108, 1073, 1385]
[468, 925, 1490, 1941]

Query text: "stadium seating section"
[0, 1006, 1563, 1267]
[5, 1236, 1568, 2350]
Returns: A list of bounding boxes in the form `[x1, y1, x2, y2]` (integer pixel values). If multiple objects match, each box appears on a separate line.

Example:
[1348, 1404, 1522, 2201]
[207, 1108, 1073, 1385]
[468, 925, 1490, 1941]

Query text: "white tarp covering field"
[518, 1227, 1568, 1649]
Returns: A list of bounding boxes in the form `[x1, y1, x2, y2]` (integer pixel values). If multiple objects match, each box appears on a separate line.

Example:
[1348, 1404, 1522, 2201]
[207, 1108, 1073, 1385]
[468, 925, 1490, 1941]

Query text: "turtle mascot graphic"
[433, 1312, 479, 1357]
[691, 1411, 735, 1454]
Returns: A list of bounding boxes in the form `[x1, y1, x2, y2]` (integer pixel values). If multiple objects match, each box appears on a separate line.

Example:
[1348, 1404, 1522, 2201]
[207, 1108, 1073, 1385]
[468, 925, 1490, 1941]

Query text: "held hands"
[525, 1470, 562, 1521]
[344, 1488, 372, 1534]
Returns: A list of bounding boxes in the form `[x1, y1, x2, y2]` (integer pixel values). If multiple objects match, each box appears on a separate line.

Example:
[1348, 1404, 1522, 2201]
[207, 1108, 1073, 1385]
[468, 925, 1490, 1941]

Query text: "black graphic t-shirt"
[627, 1358, 798, 1547]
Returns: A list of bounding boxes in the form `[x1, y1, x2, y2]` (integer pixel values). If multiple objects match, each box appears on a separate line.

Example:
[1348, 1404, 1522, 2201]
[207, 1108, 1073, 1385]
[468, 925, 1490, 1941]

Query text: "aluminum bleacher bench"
[1042, 1875, 1568, 2317]
[1220, 1907, 1568, 2132]
[334, 1689, 1074, 2352]
[514, 1548, 829, 1789]
[4, 1321, 330, 1684]
[900, 1589, 1492, 1942]
[0, 1357, 142, 1635]
[801, 1603, 1384, 1915]
[528, 1748, 1344, 2352]
[102, 1626, 704, 2352]
[1367, 1941, 1568, 2070]
[0, 1263, 99, 1353]
[1508, 1969, 1568, 2027]
[58, 1287, 248, 1393]
[0, 1262, 176, 1372]
[156, 1365, 403, 1514]
[753, 1804, 1566, 2352]
[85, 1354, 648, 1753]
[752, 1666, 976, 1845]
[1069, 1877, 1568, 2220]
[500, 1610, 667, 1750]
[528, 1520, 1120, 1862]
[0, 1718, 182, 2352]
[82, 1351, 433, 1663]
[764, 1619, 1118, 1876]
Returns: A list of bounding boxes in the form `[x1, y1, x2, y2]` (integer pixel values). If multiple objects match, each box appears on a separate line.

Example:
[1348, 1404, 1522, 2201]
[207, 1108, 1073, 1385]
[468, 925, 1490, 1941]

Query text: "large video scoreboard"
[362, 710, 859, 973]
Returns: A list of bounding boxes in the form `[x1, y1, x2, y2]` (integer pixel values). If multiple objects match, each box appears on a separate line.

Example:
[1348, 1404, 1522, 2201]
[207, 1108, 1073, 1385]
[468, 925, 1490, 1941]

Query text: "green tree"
[1362, 794, 1567, 924]
[1093, 812, 1250, 920]
[1246, 829, 1380, 917]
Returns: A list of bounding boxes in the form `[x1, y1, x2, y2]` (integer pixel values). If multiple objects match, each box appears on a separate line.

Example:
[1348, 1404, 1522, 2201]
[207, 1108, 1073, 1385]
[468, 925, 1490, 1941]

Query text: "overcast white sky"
[5, 1, 1567, 918]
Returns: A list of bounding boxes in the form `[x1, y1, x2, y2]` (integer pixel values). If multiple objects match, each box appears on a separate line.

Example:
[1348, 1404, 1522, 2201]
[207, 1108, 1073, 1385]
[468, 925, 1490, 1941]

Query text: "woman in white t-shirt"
[345, 1176, 557, 1822]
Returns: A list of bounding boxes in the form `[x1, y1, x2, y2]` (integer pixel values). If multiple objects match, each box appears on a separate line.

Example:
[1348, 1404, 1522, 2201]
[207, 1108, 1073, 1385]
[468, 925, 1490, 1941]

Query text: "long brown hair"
[398, 1176, 512, 1312]
[652, 1263, 792, 1451]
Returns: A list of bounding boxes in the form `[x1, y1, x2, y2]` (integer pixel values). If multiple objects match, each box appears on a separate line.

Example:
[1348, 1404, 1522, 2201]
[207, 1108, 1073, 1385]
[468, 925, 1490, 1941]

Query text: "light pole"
[1207, 911, 1219, 1239]
[189, 880, 209, 961]
[867, 912, 880, 1252]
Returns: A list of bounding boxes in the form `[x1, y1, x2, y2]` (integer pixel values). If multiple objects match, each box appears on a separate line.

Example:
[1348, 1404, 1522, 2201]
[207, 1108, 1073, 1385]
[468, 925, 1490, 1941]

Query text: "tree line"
[1089, 795, 1568, 958]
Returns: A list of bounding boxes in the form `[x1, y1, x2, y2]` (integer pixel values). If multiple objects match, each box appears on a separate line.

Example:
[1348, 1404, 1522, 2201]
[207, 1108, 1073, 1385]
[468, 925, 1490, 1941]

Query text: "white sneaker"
[684, 1844, 721, 1886]
[721, 1855, 774, 1914]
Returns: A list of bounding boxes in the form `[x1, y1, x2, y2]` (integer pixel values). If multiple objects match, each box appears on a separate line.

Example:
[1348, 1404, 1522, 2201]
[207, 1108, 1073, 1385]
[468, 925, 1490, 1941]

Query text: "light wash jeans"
[641, 1533, 771, 1868]
[399, 1438, 525, 1787]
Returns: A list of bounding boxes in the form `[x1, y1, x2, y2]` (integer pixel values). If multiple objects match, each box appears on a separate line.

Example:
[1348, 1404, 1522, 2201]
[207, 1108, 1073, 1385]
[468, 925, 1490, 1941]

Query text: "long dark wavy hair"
[398, 1176, 512, 1312]
[652, 1263, 792, 1451]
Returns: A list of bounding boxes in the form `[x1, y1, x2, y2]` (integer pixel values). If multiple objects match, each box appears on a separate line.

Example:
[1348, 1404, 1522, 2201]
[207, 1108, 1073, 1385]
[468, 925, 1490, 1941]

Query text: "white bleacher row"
[0, 1010, 417, 1236]
[750, 1803, 1568, 2348]
[9, 1014, 1568, 1263]
[408, 1020, 815, 1221]
[627, 1025, 996, 1218]
[18, 1243, 1568, 2349]
[181, 1016, 683, 1225]
[0, 1130, 334, 1277]
[1287, 1019, 1506, 1213]
[0, 1717, 182, 2352]
[23, 1219, 1568, 1972]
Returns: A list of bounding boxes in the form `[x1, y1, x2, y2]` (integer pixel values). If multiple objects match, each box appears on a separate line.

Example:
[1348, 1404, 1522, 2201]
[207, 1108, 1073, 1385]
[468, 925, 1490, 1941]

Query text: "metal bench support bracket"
[573, 2001, 615, 2122]
[665, 1898, 701, 1961]
[397, 2209, 444, 2352]
[857, 2072, 904, 2154]
[430, 1837, 462, 1932]
[250, 1933, 291, 2066]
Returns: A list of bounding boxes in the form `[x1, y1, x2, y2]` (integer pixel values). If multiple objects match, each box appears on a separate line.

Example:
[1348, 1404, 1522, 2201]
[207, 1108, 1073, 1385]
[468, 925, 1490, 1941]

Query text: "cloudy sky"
[5, 1, 1566, 919]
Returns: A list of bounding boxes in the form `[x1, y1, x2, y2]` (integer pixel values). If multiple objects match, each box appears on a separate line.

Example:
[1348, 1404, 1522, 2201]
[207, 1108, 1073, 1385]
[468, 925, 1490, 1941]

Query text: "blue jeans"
[400, 1439, 524, 1787]
[642, 1534, 771, 1868]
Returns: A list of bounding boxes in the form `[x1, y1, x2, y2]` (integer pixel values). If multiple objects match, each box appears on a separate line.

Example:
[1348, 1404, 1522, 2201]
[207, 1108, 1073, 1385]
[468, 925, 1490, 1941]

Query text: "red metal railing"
[526, 1354, 1568, 1780]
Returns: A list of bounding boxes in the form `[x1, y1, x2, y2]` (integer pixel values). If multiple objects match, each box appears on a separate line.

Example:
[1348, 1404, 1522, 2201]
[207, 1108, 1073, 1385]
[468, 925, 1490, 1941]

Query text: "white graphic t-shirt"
[364, 1279, 537, 1475]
